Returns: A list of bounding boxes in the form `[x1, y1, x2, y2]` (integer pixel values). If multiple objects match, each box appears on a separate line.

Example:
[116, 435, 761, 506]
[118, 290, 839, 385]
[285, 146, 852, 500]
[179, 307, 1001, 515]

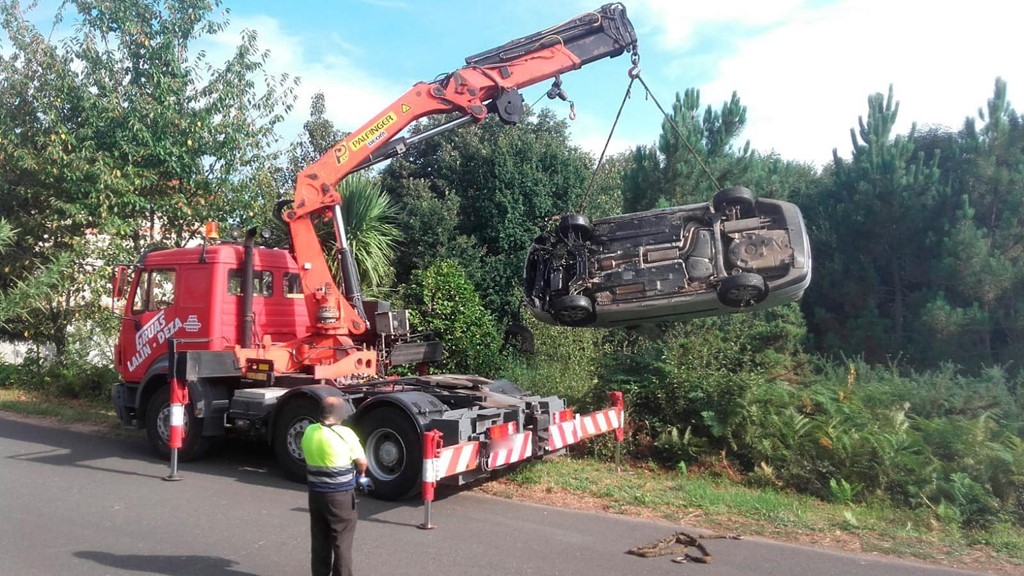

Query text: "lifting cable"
[632, 71, 722, 193]
[578, 52, 639, 213]
[577, 52, 723, 214]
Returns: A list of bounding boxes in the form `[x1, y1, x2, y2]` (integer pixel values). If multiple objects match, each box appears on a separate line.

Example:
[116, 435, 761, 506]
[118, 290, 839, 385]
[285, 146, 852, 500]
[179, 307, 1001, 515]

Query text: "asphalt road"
[0, 413, 988, 576]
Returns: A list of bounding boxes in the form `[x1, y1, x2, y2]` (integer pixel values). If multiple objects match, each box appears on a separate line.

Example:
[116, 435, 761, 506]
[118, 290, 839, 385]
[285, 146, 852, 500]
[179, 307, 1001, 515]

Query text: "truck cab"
[113, 242, 310, 429]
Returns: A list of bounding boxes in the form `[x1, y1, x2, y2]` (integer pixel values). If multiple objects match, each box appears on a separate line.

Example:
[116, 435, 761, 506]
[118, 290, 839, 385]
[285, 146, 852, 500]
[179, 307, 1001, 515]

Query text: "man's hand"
[356, 475, 374, 494]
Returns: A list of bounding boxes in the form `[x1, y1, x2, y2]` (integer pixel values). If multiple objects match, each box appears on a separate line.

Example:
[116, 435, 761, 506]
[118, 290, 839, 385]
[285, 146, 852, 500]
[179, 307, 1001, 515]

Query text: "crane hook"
[628, 50, 641, 79]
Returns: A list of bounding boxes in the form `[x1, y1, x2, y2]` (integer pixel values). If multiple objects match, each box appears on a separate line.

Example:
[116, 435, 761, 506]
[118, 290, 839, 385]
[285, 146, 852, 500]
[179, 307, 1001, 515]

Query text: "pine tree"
[926, 79, 1024, 367]
[809, 86, 943, 360]
[622, 88, 752, 212]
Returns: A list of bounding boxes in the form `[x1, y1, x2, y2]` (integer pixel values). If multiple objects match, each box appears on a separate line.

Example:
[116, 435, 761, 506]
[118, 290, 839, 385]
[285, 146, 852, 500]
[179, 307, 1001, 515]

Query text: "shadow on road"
[0, 414, 445, 526]
[0, 414, 166, 479]
[74, 551, 261, 576]
[0, 414, 299, 489]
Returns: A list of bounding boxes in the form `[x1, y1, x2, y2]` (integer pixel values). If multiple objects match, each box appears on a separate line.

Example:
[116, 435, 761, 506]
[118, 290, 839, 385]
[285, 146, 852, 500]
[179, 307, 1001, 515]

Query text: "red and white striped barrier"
[548, 418, 581, 450]
[416, 392, 627, 530]
[547, 406, 624, 451]
[487, 431, 533, 469]
[435, 441, 480, 479]
[578, 408, 622, 440]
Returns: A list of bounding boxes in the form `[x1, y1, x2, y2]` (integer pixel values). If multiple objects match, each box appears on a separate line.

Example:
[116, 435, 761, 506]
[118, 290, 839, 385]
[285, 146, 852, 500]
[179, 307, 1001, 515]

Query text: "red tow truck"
[111, 3, 638, 499]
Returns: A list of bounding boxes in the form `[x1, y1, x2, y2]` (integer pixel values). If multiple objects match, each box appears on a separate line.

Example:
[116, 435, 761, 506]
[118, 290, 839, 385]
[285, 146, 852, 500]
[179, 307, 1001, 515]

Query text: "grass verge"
[0, 388, 120, 428]
[477, 456, 1024, 575]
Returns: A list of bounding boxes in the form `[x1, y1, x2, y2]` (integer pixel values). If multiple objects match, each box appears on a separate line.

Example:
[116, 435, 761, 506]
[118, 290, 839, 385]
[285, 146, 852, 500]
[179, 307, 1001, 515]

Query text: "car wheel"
[273, 396, 320, 482]
[355, 407, 421, 500]
[551, 295, 596, 327]
[145, 384, 215, 462]
[717, 273, 768, 307]
[713, 186, 756, 219]
[557, 214, 592, 242]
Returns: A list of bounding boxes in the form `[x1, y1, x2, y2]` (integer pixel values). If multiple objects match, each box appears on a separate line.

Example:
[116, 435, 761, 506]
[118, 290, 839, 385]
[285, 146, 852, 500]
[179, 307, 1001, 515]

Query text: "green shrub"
[500, 317, 607, 406]
[594, 306, 808, 467]
[0, 354, 116, 399]
[401, 259, 506, 376]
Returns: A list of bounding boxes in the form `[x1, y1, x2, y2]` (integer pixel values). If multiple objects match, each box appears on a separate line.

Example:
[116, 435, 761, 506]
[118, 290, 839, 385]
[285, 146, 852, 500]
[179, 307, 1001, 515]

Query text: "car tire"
[273, 396, 320, 482]
[717, 273, 769, 307]
[355, 407, 421, 501]
[713, 186, 756, 219]
[145, 384, 215, 462]
[551, 294, 596, 326]
[557, 214, 592, 242]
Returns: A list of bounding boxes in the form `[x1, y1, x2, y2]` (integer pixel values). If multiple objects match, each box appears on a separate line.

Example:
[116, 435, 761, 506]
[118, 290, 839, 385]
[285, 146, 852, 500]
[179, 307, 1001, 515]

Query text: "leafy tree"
[746, 152, 821, 204]
[0, 0, 294, 358]
[389, 178, 486, 291]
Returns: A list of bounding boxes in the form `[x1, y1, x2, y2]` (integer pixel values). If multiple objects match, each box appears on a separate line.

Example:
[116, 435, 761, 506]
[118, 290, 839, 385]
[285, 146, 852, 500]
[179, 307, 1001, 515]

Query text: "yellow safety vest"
[301, 422, 366, 492]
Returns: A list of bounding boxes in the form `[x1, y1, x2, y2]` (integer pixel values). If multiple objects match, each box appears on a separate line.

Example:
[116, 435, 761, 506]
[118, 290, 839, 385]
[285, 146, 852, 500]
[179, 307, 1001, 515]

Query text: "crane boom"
[259, 3, 637, 380]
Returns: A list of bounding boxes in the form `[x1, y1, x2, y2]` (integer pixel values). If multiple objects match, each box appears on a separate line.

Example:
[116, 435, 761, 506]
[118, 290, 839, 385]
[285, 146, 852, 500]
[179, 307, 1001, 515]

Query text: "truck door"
[118, 267, 179, 381]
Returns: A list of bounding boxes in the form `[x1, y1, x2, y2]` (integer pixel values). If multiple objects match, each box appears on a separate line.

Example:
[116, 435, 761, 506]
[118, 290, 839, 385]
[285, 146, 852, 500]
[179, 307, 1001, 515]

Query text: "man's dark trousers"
[309, 489, 357, 576]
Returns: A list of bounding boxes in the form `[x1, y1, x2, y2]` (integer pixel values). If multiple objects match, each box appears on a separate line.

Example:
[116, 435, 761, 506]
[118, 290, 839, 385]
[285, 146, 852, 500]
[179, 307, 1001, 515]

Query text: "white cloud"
[635, 0, 1024, 166]
[631, 0, 808, 51]
[198, 14, 406, 149]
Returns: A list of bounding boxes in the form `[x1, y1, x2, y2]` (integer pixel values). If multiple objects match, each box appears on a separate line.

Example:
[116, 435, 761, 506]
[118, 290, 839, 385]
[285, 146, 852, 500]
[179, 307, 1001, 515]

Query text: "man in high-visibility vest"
[301, 396, 370, 576]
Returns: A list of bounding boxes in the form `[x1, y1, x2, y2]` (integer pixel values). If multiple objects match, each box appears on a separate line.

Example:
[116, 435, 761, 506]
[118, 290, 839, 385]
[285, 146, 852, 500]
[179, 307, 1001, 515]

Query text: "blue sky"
[13, 0, 1024, 168]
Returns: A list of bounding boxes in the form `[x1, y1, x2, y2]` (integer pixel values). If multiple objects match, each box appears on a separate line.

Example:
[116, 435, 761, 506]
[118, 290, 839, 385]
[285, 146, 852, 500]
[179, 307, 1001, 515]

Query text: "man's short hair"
[320, 397, 347, 424]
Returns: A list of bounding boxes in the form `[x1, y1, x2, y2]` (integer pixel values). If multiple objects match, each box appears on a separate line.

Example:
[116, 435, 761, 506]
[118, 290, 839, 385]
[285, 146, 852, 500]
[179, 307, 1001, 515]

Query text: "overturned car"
[523, 187, 812, 328]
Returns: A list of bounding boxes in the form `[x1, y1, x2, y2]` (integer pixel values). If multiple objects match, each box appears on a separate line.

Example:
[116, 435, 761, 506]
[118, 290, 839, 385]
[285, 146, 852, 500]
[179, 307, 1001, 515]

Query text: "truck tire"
[144, 385, 213, 462]
[273, 396, 320, 482]
[355, 407, 421, 501]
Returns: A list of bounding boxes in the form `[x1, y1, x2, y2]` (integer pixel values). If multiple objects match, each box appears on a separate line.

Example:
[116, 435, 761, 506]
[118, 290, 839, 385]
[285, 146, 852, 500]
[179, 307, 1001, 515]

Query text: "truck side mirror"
[112, 265, 129, 302]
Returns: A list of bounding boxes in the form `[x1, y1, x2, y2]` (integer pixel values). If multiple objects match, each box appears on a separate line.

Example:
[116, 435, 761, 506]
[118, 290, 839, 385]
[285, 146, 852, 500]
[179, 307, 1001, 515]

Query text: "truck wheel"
[144, 385, 212, 462]
[273, 396, 320, 482]
[355, 407, 421, 501]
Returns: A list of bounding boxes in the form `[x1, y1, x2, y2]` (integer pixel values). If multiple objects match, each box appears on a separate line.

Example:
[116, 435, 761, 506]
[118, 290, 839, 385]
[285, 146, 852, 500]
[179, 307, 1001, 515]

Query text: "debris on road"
[627, 530, 743, 565]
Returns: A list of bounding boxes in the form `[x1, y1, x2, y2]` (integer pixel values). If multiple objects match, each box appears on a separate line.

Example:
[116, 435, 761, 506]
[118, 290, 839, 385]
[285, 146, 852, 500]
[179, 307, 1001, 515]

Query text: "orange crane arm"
[270, 3, 636, 379]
